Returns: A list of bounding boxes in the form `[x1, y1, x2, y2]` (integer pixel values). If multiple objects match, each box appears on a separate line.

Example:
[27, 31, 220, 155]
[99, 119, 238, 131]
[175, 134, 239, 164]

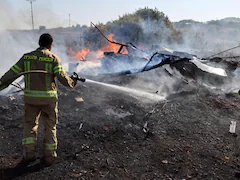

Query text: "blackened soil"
[1, 76, 240, 180]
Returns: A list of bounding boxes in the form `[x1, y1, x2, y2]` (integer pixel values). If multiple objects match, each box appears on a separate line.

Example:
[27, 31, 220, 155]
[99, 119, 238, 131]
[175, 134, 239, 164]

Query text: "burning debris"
[64, 23, 239, 95]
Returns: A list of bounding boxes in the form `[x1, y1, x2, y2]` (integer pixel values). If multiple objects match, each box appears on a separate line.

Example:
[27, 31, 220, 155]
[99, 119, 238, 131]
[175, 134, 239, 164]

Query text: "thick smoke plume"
[0, 4, 239, 97]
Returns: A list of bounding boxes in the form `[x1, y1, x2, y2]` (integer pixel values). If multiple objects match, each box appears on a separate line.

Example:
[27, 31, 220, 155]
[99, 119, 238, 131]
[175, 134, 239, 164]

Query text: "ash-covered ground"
[0, 71, 240, 180]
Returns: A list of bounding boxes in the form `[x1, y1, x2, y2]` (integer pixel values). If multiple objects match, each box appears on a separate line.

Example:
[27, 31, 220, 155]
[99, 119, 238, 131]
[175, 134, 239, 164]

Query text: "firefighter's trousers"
[22, 102, 58, 161]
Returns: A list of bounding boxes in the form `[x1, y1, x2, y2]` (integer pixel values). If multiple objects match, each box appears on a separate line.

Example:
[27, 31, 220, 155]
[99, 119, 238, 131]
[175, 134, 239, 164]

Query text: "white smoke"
[0, 31, 37, 75]
[175, 22, 240, 58]
[0, 0, 66, 30]
[0, 0, 70, 73]
[0, 0, 73, 95]
[0, 0, 28, 30]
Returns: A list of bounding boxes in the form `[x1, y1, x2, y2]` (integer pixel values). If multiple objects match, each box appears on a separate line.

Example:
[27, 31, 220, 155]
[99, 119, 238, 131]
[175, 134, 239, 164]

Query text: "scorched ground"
[0, 73, 240, 180]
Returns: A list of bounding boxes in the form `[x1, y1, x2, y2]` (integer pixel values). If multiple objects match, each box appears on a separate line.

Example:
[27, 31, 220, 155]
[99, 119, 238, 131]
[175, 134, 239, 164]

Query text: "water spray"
[85, 79, 165, 102]
[71, 71, 165, 102]
[2, 71, 165, 102]
[70, 71, 165, 102]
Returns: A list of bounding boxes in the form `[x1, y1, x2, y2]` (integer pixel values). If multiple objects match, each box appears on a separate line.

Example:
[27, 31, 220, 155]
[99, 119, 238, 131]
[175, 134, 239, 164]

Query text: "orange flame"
[101, 34, 128, 53]
[93, 34, 128, 59]
[67, 34, 128, 61]
[67, 48, 90, 61]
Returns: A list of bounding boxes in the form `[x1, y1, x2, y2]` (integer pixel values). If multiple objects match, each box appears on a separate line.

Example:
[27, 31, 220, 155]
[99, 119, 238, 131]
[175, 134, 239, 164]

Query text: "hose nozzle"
[71, 72, 86, 82]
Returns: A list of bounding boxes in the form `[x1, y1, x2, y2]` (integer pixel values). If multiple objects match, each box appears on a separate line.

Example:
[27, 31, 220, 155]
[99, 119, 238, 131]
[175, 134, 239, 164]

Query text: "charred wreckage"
[65, 23, 239, 94]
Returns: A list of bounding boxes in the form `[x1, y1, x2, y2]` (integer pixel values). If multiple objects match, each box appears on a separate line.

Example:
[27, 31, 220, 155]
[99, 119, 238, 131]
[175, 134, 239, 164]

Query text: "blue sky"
[4, 0, 240, 29]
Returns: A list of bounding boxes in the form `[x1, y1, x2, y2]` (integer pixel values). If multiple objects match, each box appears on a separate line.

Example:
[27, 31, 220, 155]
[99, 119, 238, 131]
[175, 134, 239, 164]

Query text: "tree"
[109, 7, 182, 44]
[81, 7, 183, 51]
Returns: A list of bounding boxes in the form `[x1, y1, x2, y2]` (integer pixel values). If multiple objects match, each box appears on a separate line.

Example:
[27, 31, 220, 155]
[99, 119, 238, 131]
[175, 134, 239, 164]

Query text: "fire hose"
[0, 70, 85, 91]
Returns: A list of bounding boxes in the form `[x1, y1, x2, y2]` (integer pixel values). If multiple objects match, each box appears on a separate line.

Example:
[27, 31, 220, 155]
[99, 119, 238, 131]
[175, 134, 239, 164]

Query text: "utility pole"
[68, 14, 71, 27]
[26, 0, 36, 30]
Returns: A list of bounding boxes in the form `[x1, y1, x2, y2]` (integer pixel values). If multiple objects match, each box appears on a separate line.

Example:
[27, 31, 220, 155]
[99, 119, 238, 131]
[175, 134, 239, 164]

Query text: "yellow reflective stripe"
[49, 64, 52, 71]
[27, 61, 31, 88]
[39, 57, 53, 62]
[10, 67, 18, 74]
[53, 66, 62, 70]
[24, 61, 31, 89]
[11, 64, 22, 74]
[53, 65, 63, 73]
[14, 64, 22, 71]
[24, 61, 30, 89]
[24, 61, 28, 89]
[24, 90, 57, 98]
[22, 137, 36, 145]
[45, 63, 52, 90]
[23, 55, 37, 60]
[45, 143, 57, 150]
[54, 69, 63, 73]
[24, 55, 53, 62]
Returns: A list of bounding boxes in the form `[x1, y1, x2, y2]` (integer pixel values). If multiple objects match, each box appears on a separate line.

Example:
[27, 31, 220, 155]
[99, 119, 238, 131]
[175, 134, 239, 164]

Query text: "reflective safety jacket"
[0, 47, 75, 104]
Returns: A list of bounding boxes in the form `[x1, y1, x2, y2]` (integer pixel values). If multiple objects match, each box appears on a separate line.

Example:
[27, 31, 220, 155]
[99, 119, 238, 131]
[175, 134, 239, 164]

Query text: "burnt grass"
[1, 74, 240, 180]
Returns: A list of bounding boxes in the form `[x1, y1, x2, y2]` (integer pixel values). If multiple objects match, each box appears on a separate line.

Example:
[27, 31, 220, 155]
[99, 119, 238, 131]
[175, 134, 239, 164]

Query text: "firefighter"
[0, 33, 77, 167]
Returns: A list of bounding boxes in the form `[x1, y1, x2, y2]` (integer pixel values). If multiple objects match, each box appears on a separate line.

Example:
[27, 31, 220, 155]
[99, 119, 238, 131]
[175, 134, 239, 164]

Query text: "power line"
[68, 14, 71, 27]
[26, 0, 36, 30]
[204, 44, 240, 59]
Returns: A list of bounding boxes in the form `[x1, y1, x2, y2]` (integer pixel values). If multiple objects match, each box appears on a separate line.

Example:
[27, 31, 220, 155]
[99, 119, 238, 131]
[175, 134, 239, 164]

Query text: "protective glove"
[70, 75, 78, 86]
